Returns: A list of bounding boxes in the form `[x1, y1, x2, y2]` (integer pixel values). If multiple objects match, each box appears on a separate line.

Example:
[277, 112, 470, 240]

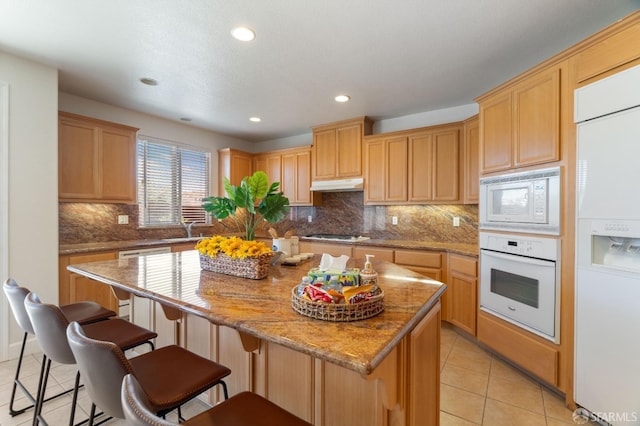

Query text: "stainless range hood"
[310, 177, 364, 192]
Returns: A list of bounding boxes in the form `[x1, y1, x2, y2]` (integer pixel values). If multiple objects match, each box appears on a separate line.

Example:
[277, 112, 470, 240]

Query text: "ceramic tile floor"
[0, 325, 593, 425]
[439, 323, 598, 426]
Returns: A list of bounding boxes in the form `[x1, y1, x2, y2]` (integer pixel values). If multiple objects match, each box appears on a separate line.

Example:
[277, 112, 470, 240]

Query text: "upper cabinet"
[224, 146, 319, 207]
[312, 117, 373, 180]
[478, 64, 562, 174]
[364, 123, 462, 205]
[573, 22, 640, 85]
[59, 112, 138, 203]
[218, 148, 253, 195]
[462, 115, 479, 204]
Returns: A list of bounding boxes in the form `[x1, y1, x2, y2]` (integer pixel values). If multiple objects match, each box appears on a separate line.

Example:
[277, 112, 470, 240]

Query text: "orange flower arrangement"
[195, 236, 272, 260]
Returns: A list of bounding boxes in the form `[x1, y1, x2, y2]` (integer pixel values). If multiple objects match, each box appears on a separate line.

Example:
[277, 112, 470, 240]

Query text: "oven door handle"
[480, 249, 555, 267]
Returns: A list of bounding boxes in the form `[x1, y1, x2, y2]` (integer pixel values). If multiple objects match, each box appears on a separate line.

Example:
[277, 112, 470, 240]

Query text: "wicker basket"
[199, 252, 273, 280]
[291, 286, 384, 322]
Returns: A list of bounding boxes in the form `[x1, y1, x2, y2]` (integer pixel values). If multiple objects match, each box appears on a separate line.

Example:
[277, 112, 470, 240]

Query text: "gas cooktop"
[304, 234, 370, 242]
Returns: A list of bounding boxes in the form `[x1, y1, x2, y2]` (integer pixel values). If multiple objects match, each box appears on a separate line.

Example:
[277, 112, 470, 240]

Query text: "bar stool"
[66, 321, 232, 425]
[24, 292, 158, 426]
[121, 374, 312, 426]
[2, 278, 116, 417]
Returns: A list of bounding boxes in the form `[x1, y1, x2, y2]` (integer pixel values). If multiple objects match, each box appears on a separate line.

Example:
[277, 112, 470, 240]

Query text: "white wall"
[0, 51, 58, 359]
[254, 103, 478, 152]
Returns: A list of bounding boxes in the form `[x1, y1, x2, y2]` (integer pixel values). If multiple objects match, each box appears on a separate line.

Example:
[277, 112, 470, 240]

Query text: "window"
[137, 136, 210, 226]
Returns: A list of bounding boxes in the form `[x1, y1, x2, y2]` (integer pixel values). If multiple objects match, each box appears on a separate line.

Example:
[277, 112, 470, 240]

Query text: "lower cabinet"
[59, 251, 119, 311]
[394, 249, 445, 282]
[447, 254, 478, 335]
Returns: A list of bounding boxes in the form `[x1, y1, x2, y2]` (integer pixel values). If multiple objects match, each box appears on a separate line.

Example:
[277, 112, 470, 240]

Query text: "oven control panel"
[480, 232, 560, 261]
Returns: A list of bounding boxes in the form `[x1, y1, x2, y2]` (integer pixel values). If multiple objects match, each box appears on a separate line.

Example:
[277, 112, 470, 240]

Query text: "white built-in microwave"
[479, 167, 560, 235]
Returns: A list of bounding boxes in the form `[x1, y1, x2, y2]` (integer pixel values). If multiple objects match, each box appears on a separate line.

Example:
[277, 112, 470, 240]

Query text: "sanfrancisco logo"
[573, 408, 639, 424]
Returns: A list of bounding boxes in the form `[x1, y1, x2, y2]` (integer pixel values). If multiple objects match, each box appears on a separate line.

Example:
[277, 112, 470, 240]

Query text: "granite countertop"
[67, 252, 446, 375]
[60, 236, 478, 257]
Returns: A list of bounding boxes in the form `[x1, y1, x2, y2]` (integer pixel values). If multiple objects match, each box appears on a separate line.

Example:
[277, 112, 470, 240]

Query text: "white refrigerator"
[575, 64, 640, 425]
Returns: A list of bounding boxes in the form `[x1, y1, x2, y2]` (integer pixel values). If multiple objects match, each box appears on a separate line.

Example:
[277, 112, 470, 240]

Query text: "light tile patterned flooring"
[440, 324, 593, 426]
[0, 324, 588, 425]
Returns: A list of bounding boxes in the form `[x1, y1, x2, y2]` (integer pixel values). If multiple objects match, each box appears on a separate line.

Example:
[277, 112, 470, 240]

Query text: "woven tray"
[199, 252, 273, 280]
[291, 286, 384, 322]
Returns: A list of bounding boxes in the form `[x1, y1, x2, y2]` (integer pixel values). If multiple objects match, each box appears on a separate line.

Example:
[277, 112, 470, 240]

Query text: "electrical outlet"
[453, 216, 460, 227]
[307, 215, 313, 223]
[118, 215, 129, 225]
[392, 216, 398, 225]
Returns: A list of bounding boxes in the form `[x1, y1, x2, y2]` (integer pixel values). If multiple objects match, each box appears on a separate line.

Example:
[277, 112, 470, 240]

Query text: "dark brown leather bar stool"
[66, 321, 232, 426]
[121, 374, 312, 426]
[2, 278, 116, 417]
[24, 292, 157, 426]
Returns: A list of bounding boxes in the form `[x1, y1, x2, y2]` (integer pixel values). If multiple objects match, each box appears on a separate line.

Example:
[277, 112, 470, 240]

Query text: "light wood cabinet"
[253, 152, 282, 185]
[462, 115, 479, 204]
[281, 147, 320, 206]
[365, 123, 462, 205]
[312, 117, 373, 180]
[408, 300, 441, 426]
[364, 135, 408, 203]
[218, 148, 253, 195]
[59, 251, 119, 310]
[447, 254, 478, 335]
[58, 112, 138, 203]
[479, 65, 562, 174]
[298, 241, 353, 257]
[353, 246, 394, 262]
[573, 21, 640, 84]
[394, 250, 445, 282]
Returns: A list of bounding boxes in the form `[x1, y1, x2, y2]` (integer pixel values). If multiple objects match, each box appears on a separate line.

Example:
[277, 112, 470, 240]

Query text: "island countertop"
[68, 251, 446, 375]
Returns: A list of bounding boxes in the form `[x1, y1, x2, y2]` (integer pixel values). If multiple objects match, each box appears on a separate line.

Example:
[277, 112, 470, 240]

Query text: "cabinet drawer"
[449, 254, 477, 276]
[353, 247, 394, 262]
[394, 250, 441, 268]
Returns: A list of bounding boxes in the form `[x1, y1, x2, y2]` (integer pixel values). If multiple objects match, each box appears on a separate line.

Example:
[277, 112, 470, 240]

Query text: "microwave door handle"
[481, 250, 554, 267]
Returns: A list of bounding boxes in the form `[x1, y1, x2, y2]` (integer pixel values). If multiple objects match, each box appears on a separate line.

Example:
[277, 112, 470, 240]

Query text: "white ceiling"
[1, 1, 638, 142]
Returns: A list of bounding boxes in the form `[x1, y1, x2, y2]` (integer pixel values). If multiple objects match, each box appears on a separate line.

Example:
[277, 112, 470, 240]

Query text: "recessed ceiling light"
[249, 117, 261, 122]
[231, 27, 256, 42]
[334, 94, 350, 103]
[139, 77, 158, 86]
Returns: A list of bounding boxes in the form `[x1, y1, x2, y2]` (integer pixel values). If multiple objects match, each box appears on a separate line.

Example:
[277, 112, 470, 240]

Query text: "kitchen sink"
[160, 236, 204, 243]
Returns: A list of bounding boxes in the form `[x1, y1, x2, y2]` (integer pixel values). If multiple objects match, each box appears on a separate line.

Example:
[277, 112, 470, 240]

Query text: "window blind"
[137, 137, 210, 226]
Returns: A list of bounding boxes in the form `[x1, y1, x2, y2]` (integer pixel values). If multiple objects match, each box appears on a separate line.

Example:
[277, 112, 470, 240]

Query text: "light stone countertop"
[67, 251, 446, 375]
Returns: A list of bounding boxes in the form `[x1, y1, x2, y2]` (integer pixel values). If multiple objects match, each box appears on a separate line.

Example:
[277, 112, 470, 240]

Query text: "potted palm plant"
[196, 171, 290, 279]
[201, 171, 290, 241]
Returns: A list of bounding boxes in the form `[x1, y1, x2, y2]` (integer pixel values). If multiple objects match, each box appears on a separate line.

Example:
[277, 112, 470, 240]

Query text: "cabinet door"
[101, 127, 136, 201]
[336, 124, 362, 178]
[282, 149, 315, 206]
[68, 252, 118, 311]
[386, 137, 408, 202]
[59, 119, 99, 199]
[294, 149, 314, 205]
[408, 133, 433, 202]
[364, 139, 386, 203]
[312, 129, 337, 179]
[480, 92, 513, 174]
[408, 300, 441, 426]
[432, 128, 459, 201]
[513, 67, 561, 167]
[218, 149, 253, 195]
[463, 117, 480, 204]
[448, 254, 478, 335]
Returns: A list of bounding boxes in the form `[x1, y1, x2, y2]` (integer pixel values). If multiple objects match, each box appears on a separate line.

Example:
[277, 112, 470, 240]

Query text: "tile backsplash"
[59, 192, 478, 245]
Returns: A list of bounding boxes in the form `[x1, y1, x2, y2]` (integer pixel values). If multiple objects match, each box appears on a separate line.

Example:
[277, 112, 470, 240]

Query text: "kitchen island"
[68, 251, 446, 426]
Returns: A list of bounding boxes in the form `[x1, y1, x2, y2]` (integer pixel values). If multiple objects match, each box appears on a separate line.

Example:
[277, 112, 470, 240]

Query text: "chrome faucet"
[183, 221, 196, 238]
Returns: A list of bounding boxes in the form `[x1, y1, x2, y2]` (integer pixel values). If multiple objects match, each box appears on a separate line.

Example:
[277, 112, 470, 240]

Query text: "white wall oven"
[479, 232, 560, 343]
[479, 167, 560, 235]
